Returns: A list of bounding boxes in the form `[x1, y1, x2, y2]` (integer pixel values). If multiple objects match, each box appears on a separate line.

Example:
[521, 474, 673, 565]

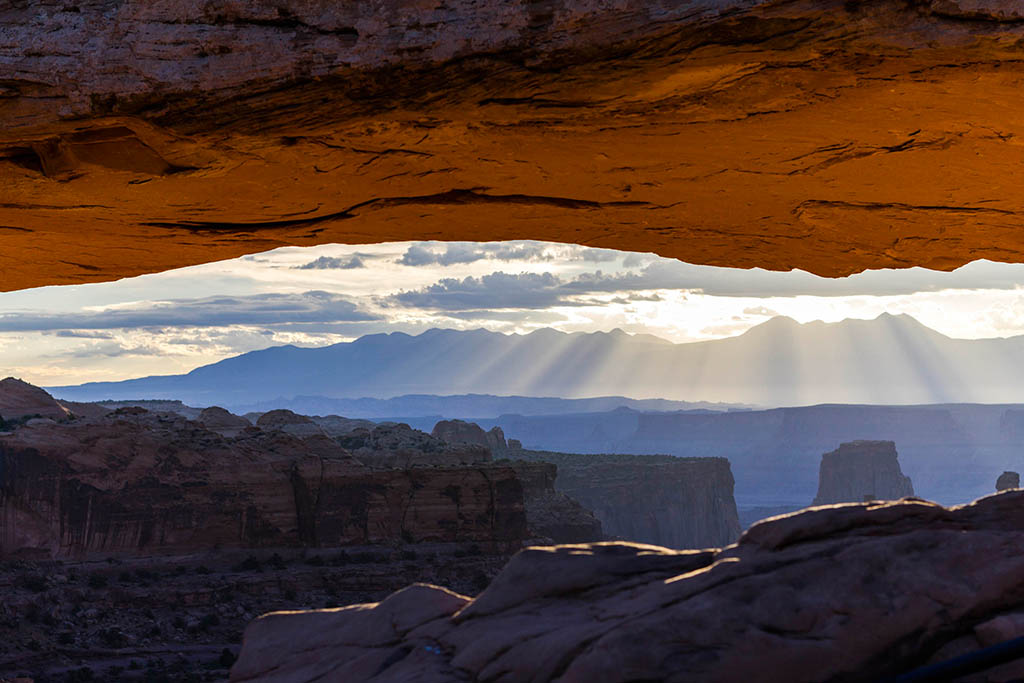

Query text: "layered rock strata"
[812, 440, 915, 505]
[231, 491, 1024, 683]
[0, 409, 528, 559]
[514, 450, 741, 548]
[10, 3, 1024, 290]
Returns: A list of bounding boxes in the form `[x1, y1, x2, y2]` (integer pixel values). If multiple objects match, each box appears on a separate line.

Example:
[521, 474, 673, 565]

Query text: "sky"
[3, 240, 1024, 385]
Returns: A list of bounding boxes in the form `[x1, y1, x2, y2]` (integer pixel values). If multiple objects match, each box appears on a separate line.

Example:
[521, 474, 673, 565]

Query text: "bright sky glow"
[3, 240, 1024, 385]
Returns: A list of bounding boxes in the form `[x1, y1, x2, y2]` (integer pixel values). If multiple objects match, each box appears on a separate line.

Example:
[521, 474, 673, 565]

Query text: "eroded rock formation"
[515, 450, 741, 548]
[199, 405, 254, 438]
[255, 408, 328, 438]
[996, 470, 1020, 491]
[812, 440, 915, 506]
[337, 423, 491, 468]
[0, 408, 528, 559]
[432, 419, 508, 455]
[9, 1, 1024, 290]
[231, 492, 1024, 683]
[0, 377, 70, 422]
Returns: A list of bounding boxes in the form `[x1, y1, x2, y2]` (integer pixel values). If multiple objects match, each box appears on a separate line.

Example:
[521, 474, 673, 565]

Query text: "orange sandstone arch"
[4, 0, 1024, 291]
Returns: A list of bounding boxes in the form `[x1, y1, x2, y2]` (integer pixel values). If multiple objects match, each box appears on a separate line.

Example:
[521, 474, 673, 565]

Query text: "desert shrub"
[87, 573, 108, 589]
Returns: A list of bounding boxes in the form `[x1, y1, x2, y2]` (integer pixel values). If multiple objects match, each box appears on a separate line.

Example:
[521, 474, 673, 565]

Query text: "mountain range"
[48, 314, 1024, 408]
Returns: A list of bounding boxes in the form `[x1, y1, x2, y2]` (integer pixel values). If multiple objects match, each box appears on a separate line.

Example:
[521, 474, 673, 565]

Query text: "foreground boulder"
[232, 492, 1024, 682]
[813, 440, 914, 505]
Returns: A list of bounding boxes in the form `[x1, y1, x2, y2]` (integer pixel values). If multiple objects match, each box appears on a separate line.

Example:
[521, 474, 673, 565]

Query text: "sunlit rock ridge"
[8, 1, 1024, 290]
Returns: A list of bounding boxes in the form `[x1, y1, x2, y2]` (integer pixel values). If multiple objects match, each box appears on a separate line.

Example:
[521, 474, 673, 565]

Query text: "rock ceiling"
[4, 0, 1024, 291]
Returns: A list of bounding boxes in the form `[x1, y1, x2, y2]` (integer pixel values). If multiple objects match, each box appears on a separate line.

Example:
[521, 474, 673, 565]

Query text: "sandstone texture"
[337, 423, 491, 469]
[0, 378, 70, 423]
[996, 470, 1020, 491]
[9, 2, 1024, 290]
[812, 440, 915, 505]
[514, 450, 741, 548]
[231, 491, 1024, 682]
[0, 409, 528, 559]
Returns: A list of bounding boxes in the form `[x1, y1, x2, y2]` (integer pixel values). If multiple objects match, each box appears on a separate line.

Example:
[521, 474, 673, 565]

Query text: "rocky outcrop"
[310, 414, 377, 438]
[514, 450, 741, 548]
[507, 461, 602, 544]
[337, 423, 490, 468]
[812, 440, 915, 505]
[255, 409, 327, 438]
[231, 491, 1024, 683]
[432, 419, 508, 455]
[0, 377, 70, 423]
[997, 471, 1020, 491]
[199, 406, 254, 438]
[0, 409, 528, 559]
[11, 3, 1024, 292]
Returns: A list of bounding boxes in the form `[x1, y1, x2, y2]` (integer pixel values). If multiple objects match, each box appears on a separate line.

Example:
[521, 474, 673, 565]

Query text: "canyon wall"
[812, 441, 915, 506]
[507, 460, 603, 544]
[514, 450, 741, 548]
[0, 409, 528, 559]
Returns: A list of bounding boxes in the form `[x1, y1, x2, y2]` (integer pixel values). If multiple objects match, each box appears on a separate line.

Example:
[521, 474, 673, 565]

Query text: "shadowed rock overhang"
[5, 0, 1024, 290]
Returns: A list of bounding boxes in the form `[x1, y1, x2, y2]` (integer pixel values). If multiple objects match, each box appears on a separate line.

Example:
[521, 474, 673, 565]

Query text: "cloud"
[396, 241, 554, 266]
[294, 255, 366, 270]
[48, 330, 115, 339]
[393, 272, 576, 310]
[743, 306, 780, 317]
[0, 291, 378, 331]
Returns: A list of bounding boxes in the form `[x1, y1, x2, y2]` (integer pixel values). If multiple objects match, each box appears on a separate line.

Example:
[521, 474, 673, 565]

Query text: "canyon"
[8, 1, 1024, 679]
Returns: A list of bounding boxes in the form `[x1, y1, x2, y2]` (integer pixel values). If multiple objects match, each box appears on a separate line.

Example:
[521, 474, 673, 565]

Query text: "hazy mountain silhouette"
[49, 314, 1024, 407]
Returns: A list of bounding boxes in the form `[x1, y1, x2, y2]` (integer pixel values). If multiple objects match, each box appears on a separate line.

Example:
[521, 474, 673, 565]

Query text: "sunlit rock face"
[7, 1, 1024, 290]
[812, 440, 915, 505]
[230, 492, 1024, 682]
